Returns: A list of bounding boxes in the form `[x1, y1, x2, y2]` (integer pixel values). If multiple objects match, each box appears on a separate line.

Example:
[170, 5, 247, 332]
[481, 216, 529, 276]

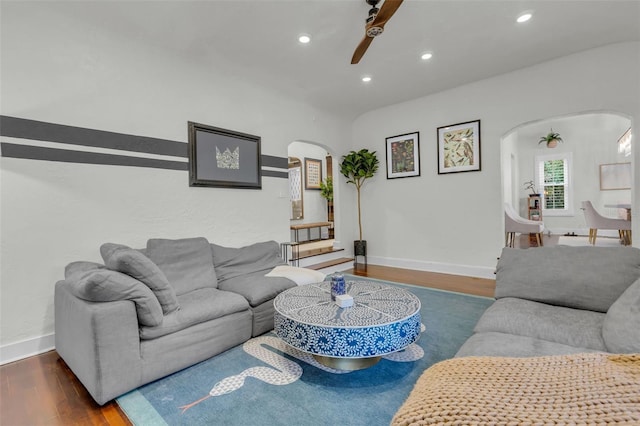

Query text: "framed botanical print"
[437, 120, 481, 174]
[385, 132, 420, 179]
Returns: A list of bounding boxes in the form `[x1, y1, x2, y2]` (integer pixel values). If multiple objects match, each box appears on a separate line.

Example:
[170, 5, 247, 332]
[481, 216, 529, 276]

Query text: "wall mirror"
[289, 157, 304, 220]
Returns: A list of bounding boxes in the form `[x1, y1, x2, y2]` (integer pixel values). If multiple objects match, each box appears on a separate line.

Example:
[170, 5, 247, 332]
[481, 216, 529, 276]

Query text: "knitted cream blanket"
[392, 353, 640, 425]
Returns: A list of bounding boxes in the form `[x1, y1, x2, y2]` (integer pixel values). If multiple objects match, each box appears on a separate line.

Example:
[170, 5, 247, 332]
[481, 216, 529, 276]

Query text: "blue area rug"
[117, 276, 493, 425]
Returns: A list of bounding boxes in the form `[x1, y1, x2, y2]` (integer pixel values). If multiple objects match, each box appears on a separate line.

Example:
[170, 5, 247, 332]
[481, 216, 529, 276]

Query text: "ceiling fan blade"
[371, 0, 404, 26]
[351, 35, 374, 64]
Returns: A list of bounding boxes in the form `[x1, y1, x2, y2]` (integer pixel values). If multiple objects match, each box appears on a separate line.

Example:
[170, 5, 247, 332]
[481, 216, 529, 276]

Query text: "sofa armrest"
[55, 280, 143, 405]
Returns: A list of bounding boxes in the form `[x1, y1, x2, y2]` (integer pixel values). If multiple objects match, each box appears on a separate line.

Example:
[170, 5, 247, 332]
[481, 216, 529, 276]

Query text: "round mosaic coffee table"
[273, 280, 421, 370]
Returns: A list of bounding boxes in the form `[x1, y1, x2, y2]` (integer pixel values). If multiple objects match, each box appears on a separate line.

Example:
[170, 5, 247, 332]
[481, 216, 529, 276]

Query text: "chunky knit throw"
[392, 353, 640, 425]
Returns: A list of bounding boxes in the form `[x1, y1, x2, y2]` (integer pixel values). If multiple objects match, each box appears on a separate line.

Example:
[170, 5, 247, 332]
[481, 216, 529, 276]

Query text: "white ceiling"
[21, 1, 640, 119]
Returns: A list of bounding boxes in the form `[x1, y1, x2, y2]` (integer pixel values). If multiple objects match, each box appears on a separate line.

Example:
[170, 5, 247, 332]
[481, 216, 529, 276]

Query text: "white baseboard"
[0, 333, 55, 365]
[366, 256, 496, 279]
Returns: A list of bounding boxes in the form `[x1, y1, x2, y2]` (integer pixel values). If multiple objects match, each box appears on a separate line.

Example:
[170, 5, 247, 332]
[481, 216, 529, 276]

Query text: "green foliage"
[340, 149, 380, 190]
[339, 149, 379, 241]
[538, 130, 563, 145]
[319, 176, 333, 202]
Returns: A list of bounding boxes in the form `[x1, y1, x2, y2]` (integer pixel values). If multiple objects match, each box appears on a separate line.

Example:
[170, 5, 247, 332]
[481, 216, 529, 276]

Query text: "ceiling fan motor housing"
[366, 26, 384, 37]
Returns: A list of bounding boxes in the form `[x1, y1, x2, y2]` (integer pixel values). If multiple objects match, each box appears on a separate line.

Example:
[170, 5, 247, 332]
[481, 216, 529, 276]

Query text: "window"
[535, 152, 573, 216]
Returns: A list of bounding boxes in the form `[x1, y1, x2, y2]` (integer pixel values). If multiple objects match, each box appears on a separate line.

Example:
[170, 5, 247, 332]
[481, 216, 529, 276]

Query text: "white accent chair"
[504, 203, 545, 248]
[581, 201, 632, 246]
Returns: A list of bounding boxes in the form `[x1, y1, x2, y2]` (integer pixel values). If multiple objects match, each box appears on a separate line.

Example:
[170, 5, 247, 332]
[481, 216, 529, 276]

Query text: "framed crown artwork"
[188, 121, 262, 189]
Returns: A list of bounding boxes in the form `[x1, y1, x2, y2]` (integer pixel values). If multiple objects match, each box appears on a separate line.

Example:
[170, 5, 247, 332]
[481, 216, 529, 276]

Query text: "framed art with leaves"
[385, 131, 420, 179]
[437, 120, 481, 174]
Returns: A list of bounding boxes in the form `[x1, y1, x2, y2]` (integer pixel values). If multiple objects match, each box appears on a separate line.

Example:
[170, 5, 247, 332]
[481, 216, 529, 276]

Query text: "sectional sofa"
[54, 237, 324, 405]
[393, 246, 640, 425]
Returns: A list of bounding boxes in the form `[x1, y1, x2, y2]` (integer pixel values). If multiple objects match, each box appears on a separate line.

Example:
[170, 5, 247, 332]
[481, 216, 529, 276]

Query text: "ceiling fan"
[351, 0, 405, 64]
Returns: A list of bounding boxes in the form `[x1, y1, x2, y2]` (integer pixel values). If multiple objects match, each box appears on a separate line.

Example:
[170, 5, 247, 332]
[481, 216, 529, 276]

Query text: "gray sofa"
[55, 237, 299, 405]
[456, 245, 640, 357]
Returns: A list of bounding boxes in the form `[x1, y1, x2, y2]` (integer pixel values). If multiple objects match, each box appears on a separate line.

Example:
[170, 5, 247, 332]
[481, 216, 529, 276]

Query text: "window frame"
[534, 151, 574, 217]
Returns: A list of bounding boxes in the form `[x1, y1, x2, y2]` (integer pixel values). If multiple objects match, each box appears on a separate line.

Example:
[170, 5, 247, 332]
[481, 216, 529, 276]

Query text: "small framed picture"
[385, 132, 421, 179]
[437, 120, 481, 174]
[304, 158, 322, 190]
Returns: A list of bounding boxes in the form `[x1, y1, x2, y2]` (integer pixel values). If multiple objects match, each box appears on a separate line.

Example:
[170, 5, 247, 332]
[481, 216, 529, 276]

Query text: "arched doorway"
[501, 111, 632, 246]
[287, 140, 340, 264]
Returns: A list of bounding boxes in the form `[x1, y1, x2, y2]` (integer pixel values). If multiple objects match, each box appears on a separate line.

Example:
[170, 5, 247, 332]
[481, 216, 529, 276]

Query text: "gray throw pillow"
[67, 268, 163, 327]
[602, 278, 640, 353]
[146, 237, 218, 295]
[211, 240, 286, 282]
[100, 243, 179, 314]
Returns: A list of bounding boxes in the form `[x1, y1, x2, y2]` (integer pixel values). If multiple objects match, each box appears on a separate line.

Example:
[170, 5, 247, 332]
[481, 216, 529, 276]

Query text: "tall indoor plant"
[340, 149, 379, 259]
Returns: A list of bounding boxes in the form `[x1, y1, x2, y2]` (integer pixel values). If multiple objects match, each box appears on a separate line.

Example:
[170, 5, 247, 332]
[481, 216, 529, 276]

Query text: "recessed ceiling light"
[298, 34, 311, 44]
[517, 12, 532, 23]
[421, 52, 433, 61]
[362, 76, 372, 83]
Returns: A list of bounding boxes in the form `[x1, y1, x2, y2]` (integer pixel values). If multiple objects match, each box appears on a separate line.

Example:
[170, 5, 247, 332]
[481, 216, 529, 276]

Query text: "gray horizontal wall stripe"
[262, 155, 287, 169]
[1, 143, 188, 171]
[0, 116, 288, 178]
[261, 169, 288, 179]
[0, 115, 188, 157]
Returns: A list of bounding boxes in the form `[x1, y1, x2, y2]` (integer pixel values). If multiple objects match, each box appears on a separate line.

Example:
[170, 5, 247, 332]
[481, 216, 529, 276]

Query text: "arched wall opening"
[501, 110, 633, 239]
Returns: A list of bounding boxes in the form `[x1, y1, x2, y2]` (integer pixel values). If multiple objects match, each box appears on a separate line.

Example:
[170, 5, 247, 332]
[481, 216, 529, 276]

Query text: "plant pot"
[354, 240, 367, 257]
[546, 139, 558, 148]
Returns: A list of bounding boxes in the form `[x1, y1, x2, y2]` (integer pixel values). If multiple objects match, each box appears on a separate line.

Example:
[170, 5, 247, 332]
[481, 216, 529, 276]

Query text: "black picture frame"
[437, 119, 481, 174]
[188, 121, 262, 189]
[385, 131, 421, 179]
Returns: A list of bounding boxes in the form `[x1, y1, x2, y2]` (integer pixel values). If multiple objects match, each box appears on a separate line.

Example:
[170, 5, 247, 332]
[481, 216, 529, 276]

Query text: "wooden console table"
[290, 221, 332, 243]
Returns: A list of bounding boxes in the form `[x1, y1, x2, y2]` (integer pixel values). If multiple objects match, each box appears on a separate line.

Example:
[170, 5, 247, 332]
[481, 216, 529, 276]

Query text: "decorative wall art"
[188, 122, 262, 189]
[437, 120, 481, 174]
[304, 158, 322, 190]
[599, 162, 631, 190]
[385, 132, 421, 179]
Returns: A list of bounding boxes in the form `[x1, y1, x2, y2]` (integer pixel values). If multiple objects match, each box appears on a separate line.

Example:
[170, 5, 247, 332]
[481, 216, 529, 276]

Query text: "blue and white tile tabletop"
[274, 280, 421, 359]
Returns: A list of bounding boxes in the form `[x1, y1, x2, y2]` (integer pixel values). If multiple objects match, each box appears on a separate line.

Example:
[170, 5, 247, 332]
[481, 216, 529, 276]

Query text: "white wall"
[0, 4, 350, 360]
[350, 42, 639, 275]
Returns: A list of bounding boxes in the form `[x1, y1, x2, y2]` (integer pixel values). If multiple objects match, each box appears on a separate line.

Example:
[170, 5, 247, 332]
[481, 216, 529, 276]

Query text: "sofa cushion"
[602, 278, 640, 353]
[218, 270, 296, 307]
[66, 267, 163, 327]
[100, 243, 179, 314]
[455, 332, 604, 358]
[139, 288, 249, 340]
[495, 246, 640, 312]
[473, 298, 607, 351]
[265, 265, 326, 286]
[211, 240, 286, 282]
[145, 237, 218, 295]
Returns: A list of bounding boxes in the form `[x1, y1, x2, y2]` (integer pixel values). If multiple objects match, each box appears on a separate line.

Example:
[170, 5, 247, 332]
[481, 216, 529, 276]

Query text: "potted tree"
[319, 177, 334, 238]
[538, 130, 563, 148]
[340, 149, 379, 260]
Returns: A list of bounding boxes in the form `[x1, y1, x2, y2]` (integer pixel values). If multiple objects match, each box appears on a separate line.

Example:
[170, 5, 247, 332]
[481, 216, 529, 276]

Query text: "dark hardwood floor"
[0, 265, 496, 426]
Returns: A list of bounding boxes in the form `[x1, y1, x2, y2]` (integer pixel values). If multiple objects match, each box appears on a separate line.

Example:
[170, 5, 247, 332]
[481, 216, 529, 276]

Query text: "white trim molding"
[0, 333, 55, 365]
[366, 256, 496, 280]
